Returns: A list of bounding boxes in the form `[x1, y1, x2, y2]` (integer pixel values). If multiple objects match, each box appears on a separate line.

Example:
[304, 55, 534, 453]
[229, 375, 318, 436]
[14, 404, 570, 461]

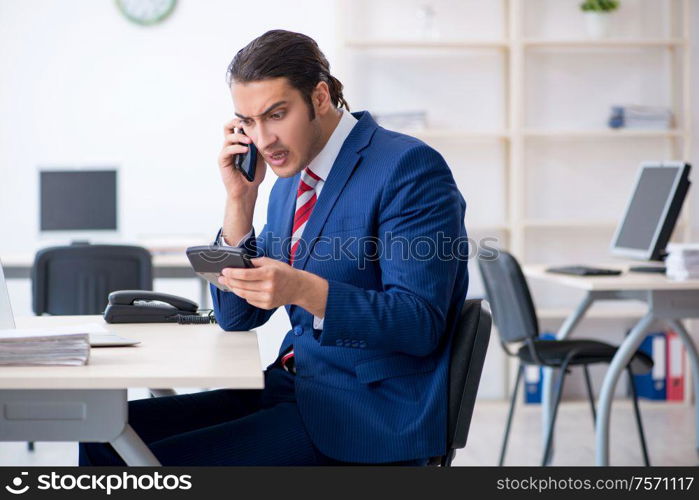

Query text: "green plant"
[580, 0, 619, 12]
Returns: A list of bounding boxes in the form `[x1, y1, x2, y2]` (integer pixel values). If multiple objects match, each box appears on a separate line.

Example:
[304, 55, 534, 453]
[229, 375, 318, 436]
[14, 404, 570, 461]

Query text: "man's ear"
[313, 81, 332, 114]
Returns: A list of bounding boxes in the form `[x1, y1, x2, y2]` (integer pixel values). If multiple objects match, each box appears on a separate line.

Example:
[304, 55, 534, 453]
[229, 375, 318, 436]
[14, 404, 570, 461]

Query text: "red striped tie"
[282, 168, 321, 374]
[289, 167, 321, 266]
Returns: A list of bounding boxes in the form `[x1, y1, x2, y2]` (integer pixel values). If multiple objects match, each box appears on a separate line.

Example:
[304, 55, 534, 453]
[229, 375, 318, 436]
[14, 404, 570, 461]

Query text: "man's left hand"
[218, 257, 328, 317]
[219, 257, 298, 310]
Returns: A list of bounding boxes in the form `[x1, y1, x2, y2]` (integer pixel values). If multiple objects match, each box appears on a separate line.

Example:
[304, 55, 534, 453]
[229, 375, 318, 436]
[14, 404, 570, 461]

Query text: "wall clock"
[116, 0, 177, 26]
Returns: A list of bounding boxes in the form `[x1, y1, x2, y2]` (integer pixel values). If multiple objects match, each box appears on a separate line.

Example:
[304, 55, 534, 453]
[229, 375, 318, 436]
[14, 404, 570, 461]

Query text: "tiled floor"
[1, 399, 696, 466]
[453, 400, 698, 466]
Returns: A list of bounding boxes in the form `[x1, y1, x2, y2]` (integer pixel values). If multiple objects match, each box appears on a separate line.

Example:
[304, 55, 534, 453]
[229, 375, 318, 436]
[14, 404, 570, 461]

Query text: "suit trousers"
[79, 366, 340, 466]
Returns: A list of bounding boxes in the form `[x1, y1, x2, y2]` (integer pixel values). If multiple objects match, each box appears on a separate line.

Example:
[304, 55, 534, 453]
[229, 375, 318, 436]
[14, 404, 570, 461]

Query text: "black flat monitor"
[610, 162, 691, 261]
[39, 169, 118, 232]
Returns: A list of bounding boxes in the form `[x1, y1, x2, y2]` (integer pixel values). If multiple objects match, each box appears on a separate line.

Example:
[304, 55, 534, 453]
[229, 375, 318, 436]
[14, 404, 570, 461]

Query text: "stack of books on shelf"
[608, 105, 673, 130]
[666, 243, 699, 281]
[0, 330, 90, 366]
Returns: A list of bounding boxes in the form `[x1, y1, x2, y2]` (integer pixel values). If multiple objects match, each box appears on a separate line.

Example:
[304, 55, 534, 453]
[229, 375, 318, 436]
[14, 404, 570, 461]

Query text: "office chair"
[477, 250, 653, 466]
[32, 244, 153, 315]
[28, 243, 152, 452]
[427, 299, 492, 466]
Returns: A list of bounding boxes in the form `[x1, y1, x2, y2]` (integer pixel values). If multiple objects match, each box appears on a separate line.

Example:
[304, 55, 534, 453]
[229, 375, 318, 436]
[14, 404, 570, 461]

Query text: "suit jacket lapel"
[293, 111, 378, 271]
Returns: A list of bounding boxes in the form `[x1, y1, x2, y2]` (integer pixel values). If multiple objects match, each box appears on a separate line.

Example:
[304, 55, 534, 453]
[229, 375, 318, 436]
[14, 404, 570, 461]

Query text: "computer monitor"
[610, 161, 691, 261]
[39, 168, 118, 232]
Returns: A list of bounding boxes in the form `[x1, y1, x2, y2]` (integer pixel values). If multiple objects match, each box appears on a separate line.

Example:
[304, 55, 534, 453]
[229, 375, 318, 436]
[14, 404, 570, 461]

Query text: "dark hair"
[226, 30, 349, 120]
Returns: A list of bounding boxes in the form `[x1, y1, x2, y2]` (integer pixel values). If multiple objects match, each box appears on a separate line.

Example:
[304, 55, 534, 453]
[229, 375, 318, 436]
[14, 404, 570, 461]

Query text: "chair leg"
[627, 366, 650, 466]
[583, 365, 597, 425]
[442, 449, 456, 467]
[499, 363, 524, 466]
[541, 361, 570, 466]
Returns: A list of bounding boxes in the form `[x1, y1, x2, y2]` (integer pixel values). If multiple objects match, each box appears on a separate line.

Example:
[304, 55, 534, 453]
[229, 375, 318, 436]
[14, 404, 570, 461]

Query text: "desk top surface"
[0, 316, 263, 390]
[524, 264, 699, 292]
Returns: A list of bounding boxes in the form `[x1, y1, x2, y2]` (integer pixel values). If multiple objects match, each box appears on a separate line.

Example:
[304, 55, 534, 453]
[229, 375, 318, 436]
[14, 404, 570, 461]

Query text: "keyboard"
[628, 265, 666, 274]
[546, 265, 622, 277]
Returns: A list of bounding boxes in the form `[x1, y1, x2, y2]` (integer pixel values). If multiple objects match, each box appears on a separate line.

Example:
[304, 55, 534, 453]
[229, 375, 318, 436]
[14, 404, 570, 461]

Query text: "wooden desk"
[524, 265, 699, 466]
[0, 316, 262, 465]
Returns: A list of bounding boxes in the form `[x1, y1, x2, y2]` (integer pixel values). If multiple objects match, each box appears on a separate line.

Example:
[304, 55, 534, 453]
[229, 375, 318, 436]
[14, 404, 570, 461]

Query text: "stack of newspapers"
[666, 244, 699, 281]
[0, 330, 90, 366]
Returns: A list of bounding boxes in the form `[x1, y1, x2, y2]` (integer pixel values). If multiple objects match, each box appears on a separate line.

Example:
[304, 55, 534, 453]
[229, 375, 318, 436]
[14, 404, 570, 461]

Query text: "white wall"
[1, 0, 699, 396]
[0, 0, 339, 364]
[0, 0, 337, 252]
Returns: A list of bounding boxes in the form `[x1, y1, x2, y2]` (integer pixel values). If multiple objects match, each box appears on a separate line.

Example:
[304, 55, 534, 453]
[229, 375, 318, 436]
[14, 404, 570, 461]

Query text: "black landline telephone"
[103, 290, 216, 324]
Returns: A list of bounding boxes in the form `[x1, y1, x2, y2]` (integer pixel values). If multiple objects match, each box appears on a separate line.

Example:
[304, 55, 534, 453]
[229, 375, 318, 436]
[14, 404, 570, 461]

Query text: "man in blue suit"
[80, 29, 468, 466]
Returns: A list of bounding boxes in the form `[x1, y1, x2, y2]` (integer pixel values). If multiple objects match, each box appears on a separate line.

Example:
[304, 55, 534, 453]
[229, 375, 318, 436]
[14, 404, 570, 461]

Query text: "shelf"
[345, 39, 687, 50]
[523, 38, 687, 48]
[468, 224, 511, 232]
[403, 129, 679, 141]
[523, 129, 683, 139]
[344, 39, 509, 50]
[403, 129, 510, 140]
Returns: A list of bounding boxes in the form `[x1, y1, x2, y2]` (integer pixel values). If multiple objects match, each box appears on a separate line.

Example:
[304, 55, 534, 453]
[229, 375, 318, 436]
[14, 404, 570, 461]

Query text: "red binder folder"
[666, 330, 685, 401]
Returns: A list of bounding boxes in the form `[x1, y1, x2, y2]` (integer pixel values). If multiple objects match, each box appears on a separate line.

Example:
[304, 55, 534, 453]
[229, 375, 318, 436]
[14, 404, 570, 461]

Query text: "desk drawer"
[0, 389, 127, 442]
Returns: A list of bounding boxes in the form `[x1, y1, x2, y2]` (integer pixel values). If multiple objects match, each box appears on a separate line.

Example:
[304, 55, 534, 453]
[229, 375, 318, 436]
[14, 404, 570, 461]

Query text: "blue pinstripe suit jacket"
[212, 111, 468, 463]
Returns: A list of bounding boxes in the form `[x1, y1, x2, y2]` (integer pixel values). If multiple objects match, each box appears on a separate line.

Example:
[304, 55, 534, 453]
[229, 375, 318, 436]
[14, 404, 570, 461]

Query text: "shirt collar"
[305, 109, 358, 181]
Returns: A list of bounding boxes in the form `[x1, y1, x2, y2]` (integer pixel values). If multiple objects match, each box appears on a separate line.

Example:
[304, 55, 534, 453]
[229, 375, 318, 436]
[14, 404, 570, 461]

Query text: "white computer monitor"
[0, 260, 16, 330]
[610, 161, 691, 261]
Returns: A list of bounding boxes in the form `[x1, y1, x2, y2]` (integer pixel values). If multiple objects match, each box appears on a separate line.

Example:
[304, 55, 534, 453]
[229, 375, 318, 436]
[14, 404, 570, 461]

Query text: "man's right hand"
[218, 118, 266, 246]
[218, 118, 266, 197]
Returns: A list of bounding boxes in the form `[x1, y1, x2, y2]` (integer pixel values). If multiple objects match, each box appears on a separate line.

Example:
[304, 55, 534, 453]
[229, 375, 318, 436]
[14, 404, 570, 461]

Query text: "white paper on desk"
[0, 330, 87, 340]
[50, 322, 107, 334]
[0, 320, 97, 367]
[0, 322, 106, 340]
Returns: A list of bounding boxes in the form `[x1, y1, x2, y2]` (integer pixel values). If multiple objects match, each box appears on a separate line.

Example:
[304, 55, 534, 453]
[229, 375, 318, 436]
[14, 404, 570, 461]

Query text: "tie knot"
[301, 167, 321, 187]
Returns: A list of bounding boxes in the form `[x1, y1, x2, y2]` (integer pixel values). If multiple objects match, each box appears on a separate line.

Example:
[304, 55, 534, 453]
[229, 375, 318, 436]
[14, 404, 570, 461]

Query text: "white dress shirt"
[219, 109, 358, 330]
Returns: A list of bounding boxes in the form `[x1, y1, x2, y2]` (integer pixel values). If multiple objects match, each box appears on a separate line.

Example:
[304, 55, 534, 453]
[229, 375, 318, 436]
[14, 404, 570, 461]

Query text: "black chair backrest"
[32, 244, 153, 315]
[446, 299, 492, 457]
[477, 250, 539, 345]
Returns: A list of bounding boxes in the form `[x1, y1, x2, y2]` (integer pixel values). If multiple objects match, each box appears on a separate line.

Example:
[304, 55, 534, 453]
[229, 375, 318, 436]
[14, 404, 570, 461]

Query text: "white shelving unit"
[522, 129, 683, 138]
[344, 39, 510, 49]
[522, 38, 686, 47]
[405, 129, 511, 141]
[336, 0, 692, 295]
[337, 0, 693, 401]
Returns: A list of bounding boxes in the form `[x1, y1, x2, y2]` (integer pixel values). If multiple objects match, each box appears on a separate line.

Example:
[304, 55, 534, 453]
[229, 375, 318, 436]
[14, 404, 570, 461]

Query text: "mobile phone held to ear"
[234, 129, 257, 182]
